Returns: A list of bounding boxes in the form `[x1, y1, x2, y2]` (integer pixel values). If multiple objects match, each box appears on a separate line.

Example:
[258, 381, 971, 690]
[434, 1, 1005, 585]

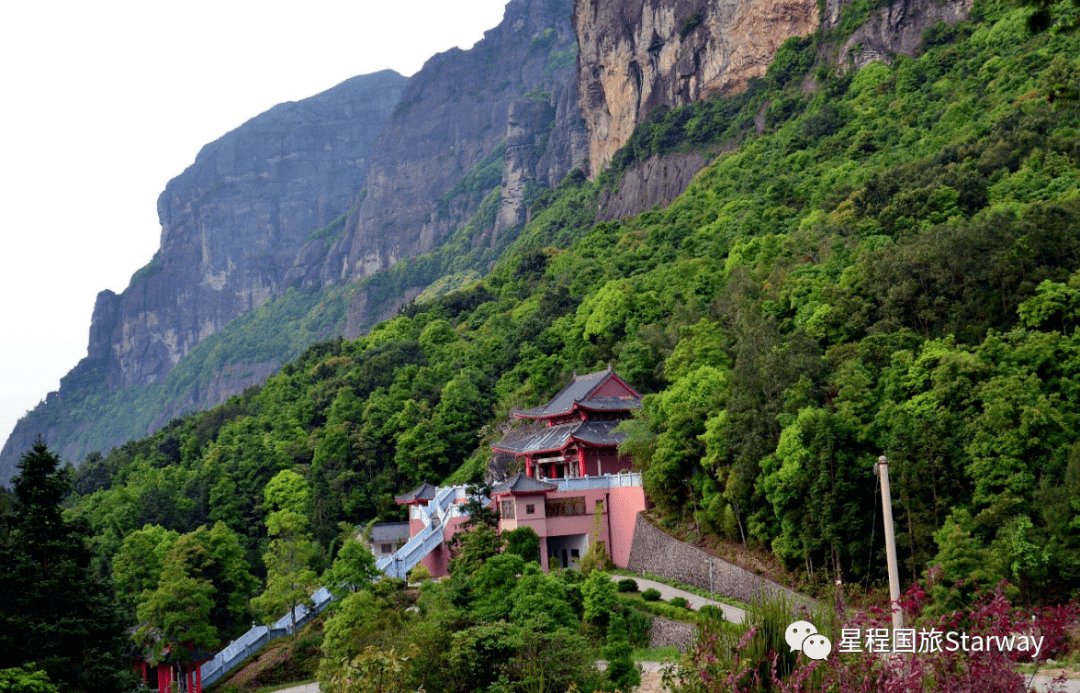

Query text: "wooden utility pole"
[877, 455, 903, 630]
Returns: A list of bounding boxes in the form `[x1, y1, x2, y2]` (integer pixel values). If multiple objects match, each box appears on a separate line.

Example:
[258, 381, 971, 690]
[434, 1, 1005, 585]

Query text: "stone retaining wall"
[649, 616, 696, 652]
[627, 514, 806, 606]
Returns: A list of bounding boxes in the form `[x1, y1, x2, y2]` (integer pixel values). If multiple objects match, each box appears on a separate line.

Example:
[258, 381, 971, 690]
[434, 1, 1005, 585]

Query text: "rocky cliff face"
[0, 73, 405, 483]
[574, 0, 820, 173]
[496, 81, 591, 234]
[574, 0, 971, 202]
[320, 0, 586, 292]
[105, 71, 407, 389]
[828, 0, 974, 70]
[1, 0, 590, 483]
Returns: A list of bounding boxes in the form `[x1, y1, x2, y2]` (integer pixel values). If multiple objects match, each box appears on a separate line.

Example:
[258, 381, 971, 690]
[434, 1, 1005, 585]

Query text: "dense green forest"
[4, 0, 1080, 688]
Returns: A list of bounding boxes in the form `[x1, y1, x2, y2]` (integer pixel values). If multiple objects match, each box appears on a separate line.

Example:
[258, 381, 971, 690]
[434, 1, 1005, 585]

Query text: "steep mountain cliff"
[107, 71, 407, 390]
[575, 0, 820, 172]
[1, 0, 976, 485]
[575, 0, 973, 217]
[323, 0, 587, 330]
[0, 0, 586, 484]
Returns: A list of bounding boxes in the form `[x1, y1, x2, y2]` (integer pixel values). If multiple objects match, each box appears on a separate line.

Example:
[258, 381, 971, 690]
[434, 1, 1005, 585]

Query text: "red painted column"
[578, 447, 586, 477]
[525, 455, 532, 478]
[158, 665, 170, 693]
[196, 663, 203, 693]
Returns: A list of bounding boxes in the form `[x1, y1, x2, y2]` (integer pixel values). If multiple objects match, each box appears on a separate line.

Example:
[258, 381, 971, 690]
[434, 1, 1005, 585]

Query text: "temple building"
[381, 368, 647, 579]
[491, 366, 642, 479]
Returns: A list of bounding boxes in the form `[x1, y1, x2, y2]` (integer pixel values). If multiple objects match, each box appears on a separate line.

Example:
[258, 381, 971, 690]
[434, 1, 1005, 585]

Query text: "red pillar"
[158, 665, 171, 693]
[195, 662, 203, 693]
[578, 447, 586, 477]
[525, 455, 532, 478]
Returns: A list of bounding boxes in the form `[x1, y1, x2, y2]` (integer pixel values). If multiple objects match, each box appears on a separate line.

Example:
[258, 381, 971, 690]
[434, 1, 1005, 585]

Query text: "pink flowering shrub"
[667, 582, 1078, 693]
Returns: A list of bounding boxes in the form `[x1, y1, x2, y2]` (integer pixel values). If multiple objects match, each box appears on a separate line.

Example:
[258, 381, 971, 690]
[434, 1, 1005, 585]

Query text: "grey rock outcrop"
[830, 0, 974, 71]
[575, 0, 821, 173]
[325, 0, 585, 291]
[112, 70, 407, 389]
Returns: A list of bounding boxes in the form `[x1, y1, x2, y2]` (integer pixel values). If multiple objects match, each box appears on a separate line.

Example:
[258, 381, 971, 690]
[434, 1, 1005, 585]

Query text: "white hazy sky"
[0, 0, 511, 453]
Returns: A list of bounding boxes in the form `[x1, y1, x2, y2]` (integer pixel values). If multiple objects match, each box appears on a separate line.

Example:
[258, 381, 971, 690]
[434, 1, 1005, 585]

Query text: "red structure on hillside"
[133, 642, 211, 693]
[492, 366, 642, 479]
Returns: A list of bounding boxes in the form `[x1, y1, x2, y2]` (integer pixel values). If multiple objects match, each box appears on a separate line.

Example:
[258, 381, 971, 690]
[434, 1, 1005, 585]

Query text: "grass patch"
[612, 569, 752, 611]
[618, 592, 700, 625]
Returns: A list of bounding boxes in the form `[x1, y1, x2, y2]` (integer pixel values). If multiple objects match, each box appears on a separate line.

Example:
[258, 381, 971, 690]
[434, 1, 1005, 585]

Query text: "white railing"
[376, 485, 488, 579]
[200, 587, 333, 687]
[545, 472, 642, 492]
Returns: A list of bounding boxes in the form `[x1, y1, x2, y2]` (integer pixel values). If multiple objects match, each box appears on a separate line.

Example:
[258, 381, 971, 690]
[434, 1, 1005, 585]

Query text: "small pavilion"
[133, 641, 212, 693]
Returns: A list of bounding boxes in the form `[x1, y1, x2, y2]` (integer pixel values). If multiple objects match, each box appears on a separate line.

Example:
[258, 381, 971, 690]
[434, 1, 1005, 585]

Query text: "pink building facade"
[491, 473, 645, 570]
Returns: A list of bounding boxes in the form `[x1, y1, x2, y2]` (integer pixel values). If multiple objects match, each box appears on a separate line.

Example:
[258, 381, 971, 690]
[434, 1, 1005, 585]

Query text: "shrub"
[624, 608, 653, 648]
[641, 588, 661, 602]
[669, 597, 690, 609]
[617, 578, 639, 593]
[679, 13, 703, 39]
[408, 565, 432, 583]
[698, 605, 726, 622]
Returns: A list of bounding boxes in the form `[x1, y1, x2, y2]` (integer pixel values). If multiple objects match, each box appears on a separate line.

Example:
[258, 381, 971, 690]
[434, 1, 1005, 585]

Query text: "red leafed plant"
[666, 581, 1078, 693]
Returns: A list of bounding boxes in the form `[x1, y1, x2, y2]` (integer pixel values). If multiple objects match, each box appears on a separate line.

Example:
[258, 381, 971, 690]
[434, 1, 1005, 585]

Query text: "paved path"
[612, 575, 747, 624]
[267, 683, 319, 693]
[1030, 673, 1080, 692]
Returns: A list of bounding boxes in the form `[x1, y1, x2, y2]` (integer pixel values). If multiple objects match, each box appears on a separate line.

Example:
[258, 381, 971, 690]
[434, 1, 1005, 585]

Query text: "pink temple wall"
[607, 486, 645, 566]
[418, 513, 471, 578]
[408, 484, 646, 578]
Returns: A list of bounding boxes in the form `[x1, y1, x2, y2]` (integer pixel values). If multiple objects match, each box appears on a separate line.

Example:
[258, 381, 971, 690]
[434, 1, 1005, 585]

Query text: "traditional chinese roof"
[492, 420, 625, 455]
[514, 367, 642, 419]
[394, 482, 437, 504]
[491, 473, 558, 495]
[369, 522, 411, 543]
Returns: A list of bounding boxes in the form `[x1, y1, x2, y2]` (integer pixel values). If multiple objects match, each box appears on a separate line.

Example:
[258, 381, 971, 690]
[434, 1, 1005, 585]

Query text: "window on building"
[381, 543, 392, 554]
[595, 499, 604, 512]
[500, 499, 516, 519]
[525, 504, 535, 515]
[545, 496, 586, 516]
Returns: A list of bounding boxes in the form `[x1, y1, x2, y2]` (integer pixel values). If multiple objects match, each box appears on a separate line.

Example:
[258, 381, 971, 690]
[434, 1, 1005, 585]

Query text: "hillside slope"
[63, 0, 1080, 607]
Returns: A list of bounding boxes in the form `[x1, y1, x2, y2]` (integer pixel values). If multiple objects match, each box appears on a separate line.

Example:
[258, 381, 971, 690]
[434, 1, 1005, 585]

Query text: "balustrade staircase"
[199, 485, 482, 688]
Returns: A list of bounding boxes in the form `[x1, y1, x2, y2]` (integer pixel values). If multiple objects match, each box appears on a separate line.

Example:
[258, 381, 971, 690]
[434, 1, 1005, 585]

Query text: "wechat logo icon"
[786, 620, 832, 661]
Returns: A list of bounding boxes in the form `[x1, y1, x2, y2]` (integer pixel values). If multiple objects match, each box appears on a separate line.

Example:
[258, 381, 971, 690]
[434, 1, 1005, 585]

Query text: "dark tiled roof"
[571, 420, 626, 446]
[491, 473, 558, 495]
[577, 396, 642, 411]
[493, 422, 576, 454]
[517, 367, 641, 418]
[369, 522, 411, 543]
[394, 482, 437, 504]
[492, 420, 624, 454]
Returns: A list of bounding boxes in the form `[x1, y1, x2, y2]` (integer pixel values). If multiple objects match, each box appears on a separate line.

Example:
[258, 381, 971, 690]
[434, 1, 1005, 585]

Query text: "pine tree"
[0, 440, 136, 692]
[602, 612, 641, 692]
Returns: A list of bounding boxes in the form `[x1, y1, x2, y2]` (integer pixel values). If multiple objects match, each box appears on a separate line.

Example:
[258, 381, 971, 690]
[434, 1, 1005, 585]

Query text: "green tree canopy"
[0, 441, 135, 692]
[252, 509, 319, 636]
